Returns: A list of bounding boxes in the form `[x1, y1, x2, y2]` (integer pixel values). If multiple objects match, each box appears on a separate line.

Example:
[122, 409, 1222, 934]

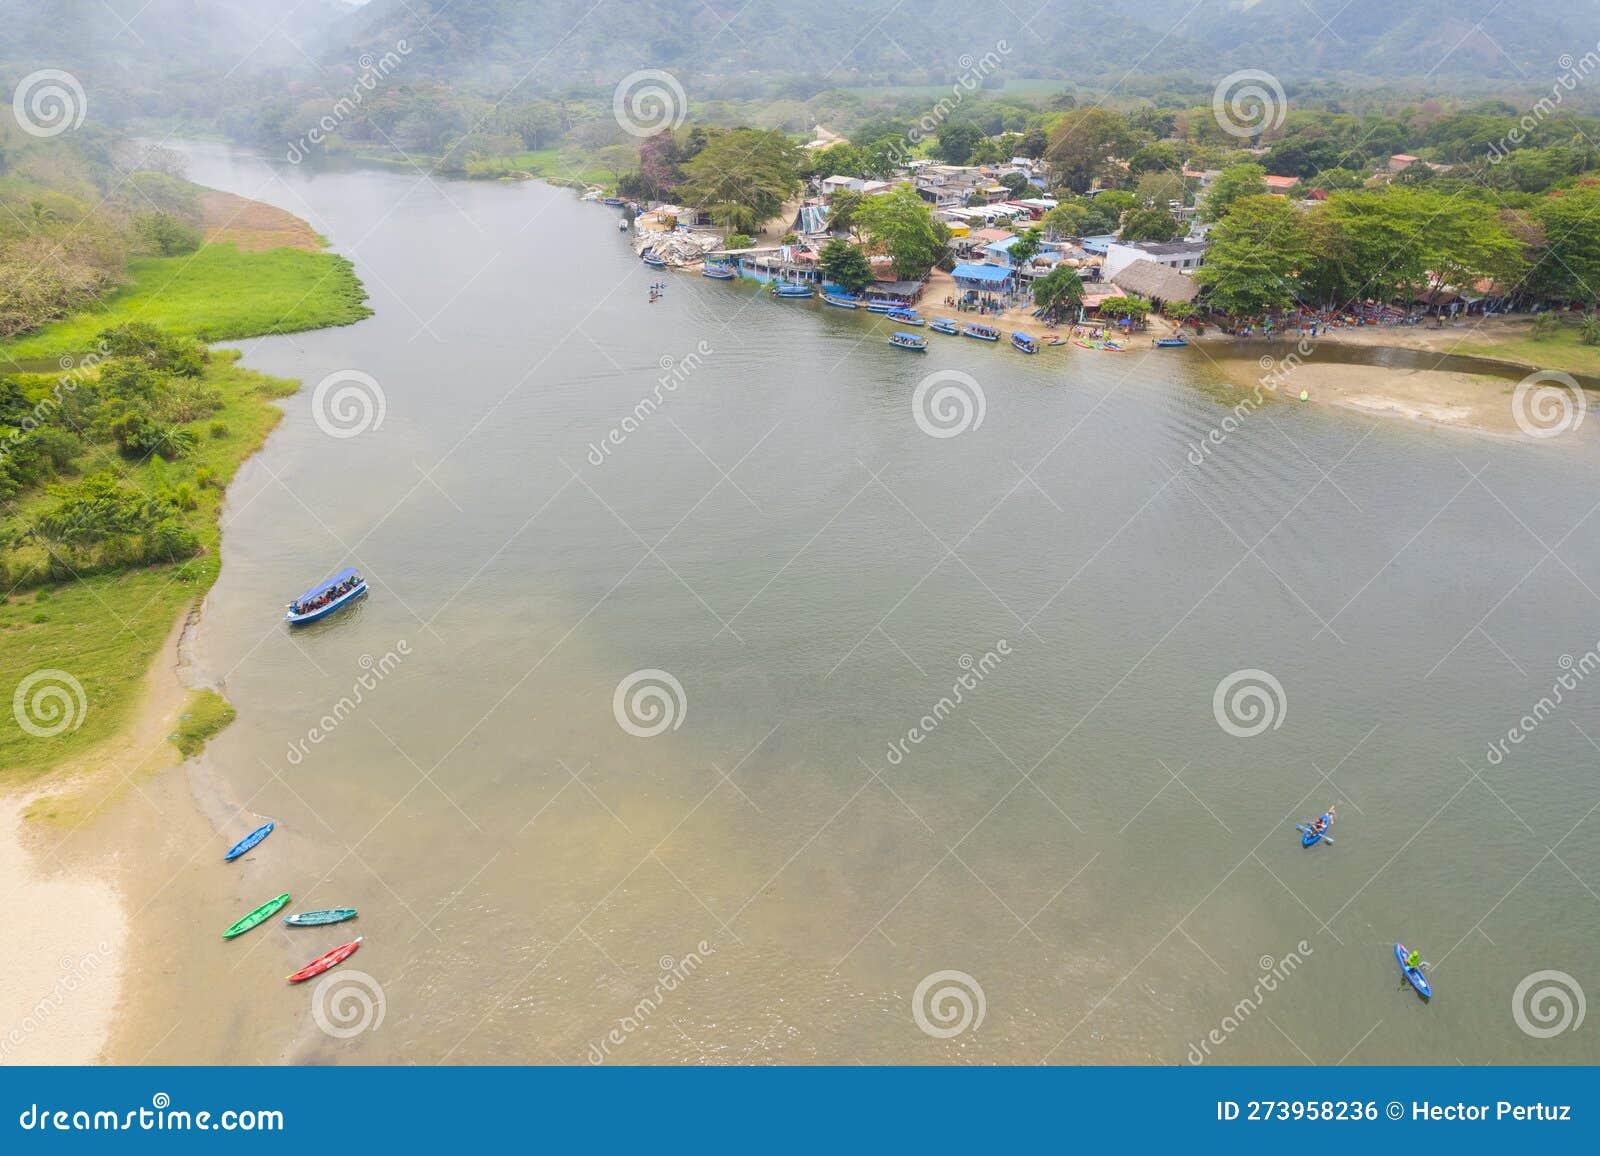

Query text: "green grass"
[0, 243, 371, 367]
[171, 688, 236, 758]
[1455, 326, 1600, 378]
[463, 147, 619, 187]
[0, 351, 294, 780]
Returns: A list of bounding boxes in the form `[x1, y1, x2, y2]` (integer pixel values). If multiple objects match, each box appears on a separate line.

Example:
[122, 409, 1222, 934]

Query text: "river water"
[148, 142, 1600, 1065]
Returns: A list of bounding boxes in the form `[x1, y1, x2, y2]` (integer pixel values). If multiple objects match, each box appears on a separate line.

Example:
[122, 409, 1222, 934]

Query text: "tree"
[853, 187, 948, 279]
[1531, 184, 1600, 304]
[807, 142, 865, 179]
[1193, 194, 1308, 315]
[819, 238, 873, 295]
[1044, 107, 1132, 192]
[1008, 227, 1044, 269]
[1032, 264, 1084, 320]
[1121, 208, 1182, 242]
[1040, 202, 1089, 239]
[934, 122, 982, 165]
[826, 189, 863, 235]
[676, 128, 801, 235]
[1128, 141, 1181, 174]
[1202, 163, 1268, 221]
[1019, 127, 1049, 158]
[1136, 170, 1188, 210]
[1097, 295, 1151, 322]
[999, 172, 1030, 197]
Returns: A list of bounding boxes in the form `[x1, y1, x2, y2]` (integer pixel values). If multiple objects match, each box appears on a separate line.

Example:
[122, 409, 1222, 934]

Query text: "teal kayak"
[284, 907, 357, 927]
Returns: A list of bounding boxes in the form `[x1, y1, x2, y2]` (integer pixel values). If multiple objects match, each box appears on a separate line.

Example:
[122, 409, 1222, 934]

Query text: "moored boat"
[285, 907, 359, 927]
[886, 308, 923, 326]
[929, 319, 960, 335]
[287, 937, 363, 983]
[223, 893, 291, 939]
[822, 293, 860, 309]
[772, 283, 814, 298]
[223, 820, 274, 862]
[1011, 332, 1039, 354]
[702, 262, 736, 279]
[865, 300, 898, 313]
[601, 196, 625, 207]
[888, 331, 928, 350]
[1102, 340, 1126, 351]
[963, 323, 1000, 341]
[641, 249, 666, 268]
[285, 568, 366, 626]
[1154, 336, 1189, 347]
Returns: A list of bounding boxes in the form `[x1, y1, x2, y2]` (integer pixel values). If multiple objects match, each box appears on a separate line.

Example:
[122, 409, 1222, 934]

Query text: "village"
[611, 131, 1547, 358]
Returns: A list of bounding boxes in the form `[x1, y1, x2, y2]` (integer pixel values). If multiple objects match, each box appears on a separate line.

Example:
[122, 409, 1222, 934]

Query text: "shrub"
[209, 420, 228, 439]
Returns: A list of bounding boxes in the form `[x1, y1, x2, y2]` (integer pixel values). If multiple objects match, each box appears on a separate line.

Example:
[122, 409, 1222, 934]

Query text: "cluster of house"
[625, 137, 1490, 319]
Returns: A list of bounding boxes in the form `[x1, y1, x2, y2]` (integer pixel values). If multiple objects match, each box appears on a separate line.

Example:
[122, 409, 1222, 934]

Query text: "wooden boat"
[822, 293, 860, 309]
[287, 937, 363, 983]
[701, 263, 736, 280]
[1153, 336, 1189, 347]
[929, 319, 960, 335]
[224, 820, 274, 862]
[285, 568, 366, 626]
[771, 283, 814, 298]
[285, 907, 358, 927]
[889, 331, 928, 350]
[1011, 332, 1039, 354]
[601, 196, 625, 207]
[223, 893, 291, 939]
[641, 249, 666, 268]
[864, 300, 898, 313]
[886, 309, 923, 326]
[963, 324, 1000, 341]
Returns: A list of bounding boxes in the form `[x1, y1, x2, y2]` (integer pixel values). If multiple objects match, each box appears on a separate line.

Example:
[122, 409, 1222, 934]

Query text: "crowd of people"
[290, 573, 363, 617]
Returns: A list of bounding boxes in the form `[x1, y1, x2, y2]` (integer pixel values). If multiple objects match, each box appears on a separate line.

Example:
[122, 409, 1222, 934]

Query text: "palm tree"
[1032, 264, 1085, 321]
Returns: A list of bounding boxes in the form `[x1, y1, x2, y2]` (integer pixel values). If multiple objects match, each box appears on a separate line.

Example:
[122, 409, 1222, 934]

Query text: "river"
[133, 142, 1600, 1065]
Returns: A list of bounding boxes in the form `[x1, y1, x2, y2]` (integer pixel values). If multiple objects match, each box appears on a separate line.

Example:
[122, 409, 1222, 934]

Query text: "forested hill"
[330, 0, 1591, 85]
[2, 0, 1593, 89]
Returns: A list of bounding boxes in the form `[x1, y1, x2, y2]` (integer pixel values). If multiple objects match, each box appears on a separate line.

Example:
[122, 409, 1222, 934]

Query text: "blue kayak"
[1297, 805, 1336, 847]
[223, 820, 274, 862]
[1395, 943, 1431, 998]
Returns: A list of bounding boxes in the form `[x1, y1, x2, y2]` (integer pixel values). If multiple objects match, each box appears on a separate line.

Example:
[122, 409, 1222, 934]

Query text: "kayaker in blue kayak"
[1405, 947, 1421, 969]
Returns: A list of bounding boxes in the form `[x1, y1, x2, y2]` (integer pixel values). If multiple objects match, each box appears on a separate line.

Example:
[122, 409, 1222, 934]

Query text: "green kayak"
[223, 892, 291, 939]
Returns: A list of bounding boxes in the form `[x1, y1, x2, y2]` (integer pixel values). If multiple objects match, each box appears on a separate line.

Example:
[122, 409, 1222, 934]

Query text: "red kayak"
[286, 936, 362, 983]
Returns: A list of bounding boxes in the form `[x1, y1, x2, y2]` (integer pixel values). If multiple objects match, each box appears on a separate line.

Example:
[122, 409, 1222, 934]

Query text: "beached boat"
[1072, 339, 1098, 350]
[772, 283, 814, 298]
[1011, 332, 1039, 354]
[223, 820, 274, 862]
[287, 937, 363, 983]
[886, 308, 923, 326]
[702, 263, 736, 280]
[822, 294, 860, 309]
[223, 893, 291, 939]
[865, 300, 897, 313]
[641, 249, 666, 268]
[284, 907, 358, 927]
[601, 196, 625, 207]
[929, 319, 960, 335]
[1102, 341, 1127, 352]
[963, 323, 1000, 341]
[889, 331, 928, 350]
[285, 568, 366, 626]
[1153, 336, 1189, 347]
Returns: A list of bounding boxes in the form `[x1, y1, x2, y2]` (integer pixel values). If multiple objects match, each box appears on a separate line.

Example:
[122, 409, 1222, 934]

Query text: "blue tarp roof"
[892, 331, 923, 340]
[295, 567, 361, 603]
[951, 263, 1014, 284]
[985, 236, 1020, 253]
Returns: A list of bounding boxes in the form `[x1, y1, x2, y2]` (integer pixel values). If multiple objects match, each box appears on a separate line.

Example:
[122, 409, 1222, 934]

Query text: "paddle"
[1294, 824, 1334, 844]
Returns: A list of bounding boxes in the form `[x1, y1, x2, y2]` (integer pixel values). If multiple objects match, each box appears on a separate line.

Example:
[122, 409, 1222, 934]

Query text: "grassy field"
[171, 689, 236, 758]
[1456, 326, 1600, 378]
[463, 147, 620, 186]
[0, 352, 294, 780]
[0, 243, 370, 367]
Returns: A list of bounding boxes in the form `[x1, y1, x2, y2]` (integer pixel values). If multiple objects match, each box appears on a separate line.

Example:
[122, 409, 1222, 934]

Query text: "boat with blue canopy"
[865, 300, 898, 313]
[929, 318, 959, 335]
[285, 567, 367, 626]
[1011, 332, 1039, 354]
[888, 331, 928, 350]
[702, 262, 736, 280]
[963, 323, 1000, 341]
[886, 308, 923, 326]
[772, 283, 814, 298]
